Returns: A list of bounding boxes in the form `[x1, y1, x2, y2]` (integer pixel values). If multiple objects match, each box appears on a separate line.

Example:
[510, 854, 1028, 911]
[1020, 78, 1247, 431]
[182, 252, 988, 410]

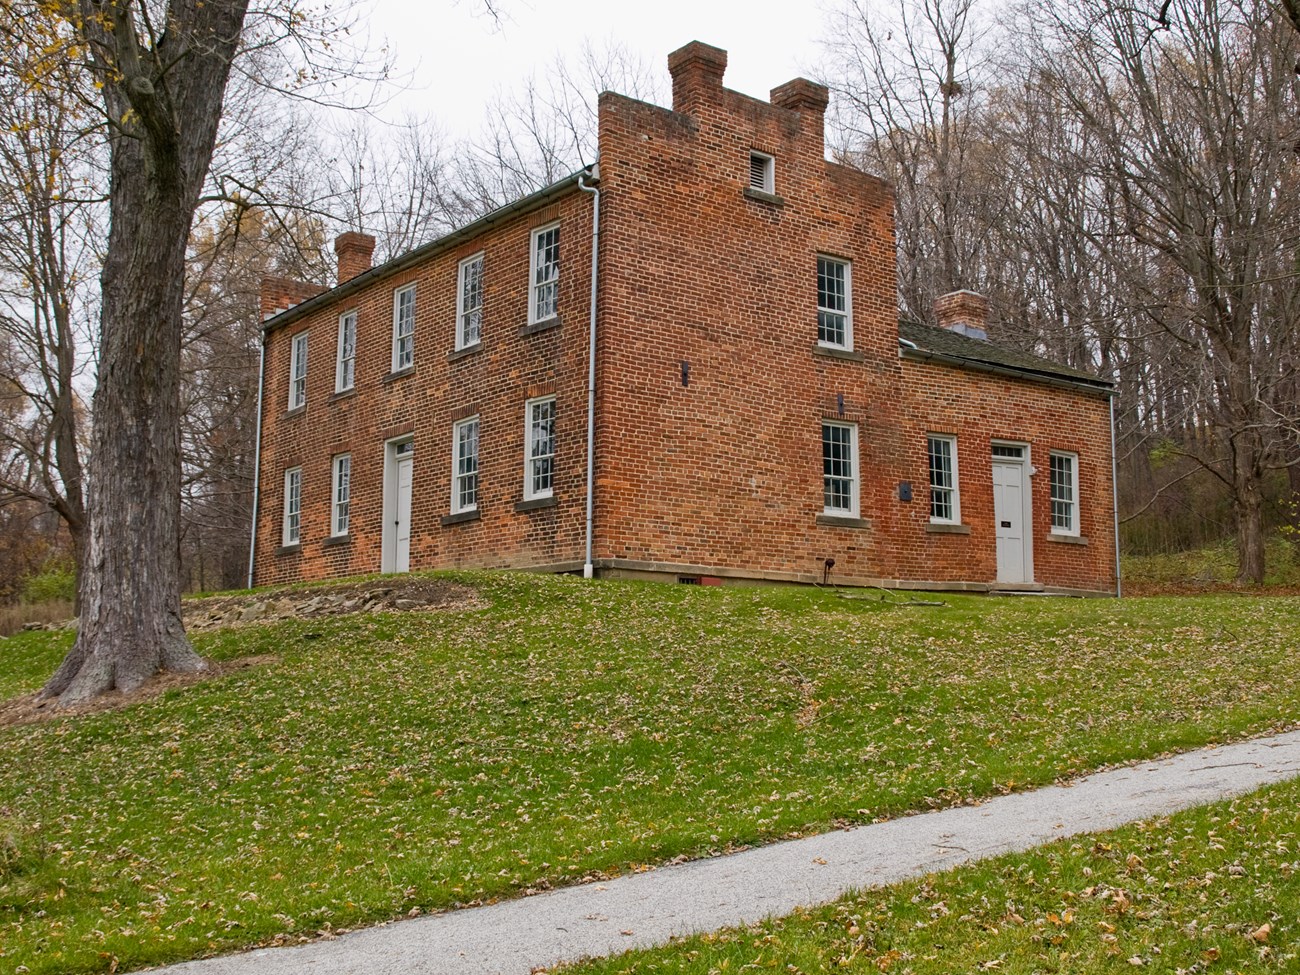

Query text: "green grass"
[563, 778, 1300, 974]
[1123, 535, 1300, 587]
[1, 571, 1299, 973]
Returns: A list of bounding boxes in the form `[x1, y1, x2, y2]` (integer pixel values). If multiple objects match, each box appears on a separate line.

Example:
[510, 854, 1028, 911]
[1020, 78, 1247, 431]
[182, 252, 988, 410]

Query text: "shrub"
[20, 556, 76, 605]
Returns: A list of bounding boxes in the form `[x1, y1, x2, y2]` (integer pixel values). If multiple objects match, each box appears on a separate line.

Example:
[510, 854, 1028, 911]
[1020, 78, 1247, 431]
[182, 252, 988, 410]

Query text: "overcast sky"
[358, 0, 830, 135]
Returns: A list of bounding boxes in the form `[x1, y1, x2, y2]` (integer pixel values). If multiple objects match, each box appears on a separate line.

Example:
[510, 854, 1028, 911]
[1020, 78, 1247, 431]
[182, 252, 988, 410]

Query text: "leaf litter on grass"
[0, 574, 1298, 973]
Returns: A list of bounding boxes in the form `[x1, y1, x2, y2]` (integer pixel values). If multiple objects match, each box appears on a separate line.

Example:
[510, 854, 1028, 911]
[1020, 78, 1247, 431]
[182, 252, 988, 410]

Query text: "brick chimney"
[260, 275, 326, 322]
[771, 78, 830, 155]
[935, 290, 990, 342]
[668, 41, 728, 114]
[334, 231, 376, 284]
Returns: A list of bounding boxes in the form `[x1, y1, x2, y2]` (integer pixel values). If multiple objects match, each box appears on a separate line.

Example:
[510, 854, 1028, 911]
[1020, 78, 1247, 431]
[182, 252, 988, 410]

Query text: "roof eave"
[899, 345, 1114, 397]
[261, 167, 595, 336]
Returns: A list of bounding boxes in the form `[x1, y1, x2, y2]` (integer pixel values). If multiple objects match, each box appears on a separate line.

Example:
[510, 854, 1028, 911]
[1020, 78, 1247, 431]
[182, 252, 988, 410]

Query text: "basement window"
[749, 151, 775, 194]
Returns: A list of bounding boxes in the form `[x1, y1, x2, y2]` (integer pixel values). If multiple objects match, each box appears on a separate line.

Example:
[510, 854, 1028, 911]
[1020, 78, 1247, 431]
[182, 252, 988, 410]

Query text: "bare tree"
[324, 116, 461, 262]
[824, 0, 1001, 321]
[453, 40, 663, 215]
[0, 22, 97, 584]
[180, 204, 328, 591]
[1027, 0, 1300, 582]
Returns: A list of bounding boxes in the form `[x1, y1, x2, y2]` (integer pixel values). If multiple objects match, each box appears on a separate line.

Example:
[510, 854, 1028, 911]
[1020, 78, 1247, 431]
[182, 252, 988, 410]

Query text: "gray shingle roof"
[899, 320, 1111, 391]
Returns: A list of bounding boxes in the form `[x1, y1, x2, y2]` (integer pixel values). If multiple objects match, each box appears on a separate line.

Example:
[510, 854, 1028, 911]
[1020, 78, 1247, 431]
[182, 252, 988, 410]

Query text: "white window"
[817, 257, 852, 349]
[335, 311, 356, 392]
[927, 435, 960, 523]
[282, 467, 302, 545]
[332, 454, 351, 536]
[392, 284, 416, 371]
[822, 421, 858, 517]
[529, 223, 560, 324]
[524, 397, 556, 500]
[1050, 451, 1079, 535]
[288, 332, 308, 410]
[451, 416, 480, 514]
[457, 253, 484, 350]
[749, 151, 775, 193]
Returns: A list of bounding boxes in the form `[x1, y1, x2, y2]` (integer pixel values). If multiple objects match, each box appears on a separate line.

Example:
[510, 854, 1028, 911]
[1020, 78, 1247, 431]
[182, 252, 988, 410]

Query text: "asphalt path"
[156, 729, 1300, 975]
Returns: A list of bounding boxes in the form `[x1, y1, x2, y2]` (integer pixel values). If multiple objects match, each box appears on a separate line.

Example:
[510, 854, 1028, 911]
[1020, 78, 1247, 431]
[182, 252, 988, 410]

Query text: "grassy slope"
[1, 572, 1298, 973]
[564, 778, 1299, 975]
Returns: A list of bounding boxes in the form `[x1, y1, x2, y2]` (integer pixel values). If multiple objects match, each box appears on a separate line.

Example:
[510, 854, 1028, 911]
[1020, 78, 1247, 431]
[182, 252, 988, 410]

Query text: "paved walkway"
[159, 730, 1300, 975]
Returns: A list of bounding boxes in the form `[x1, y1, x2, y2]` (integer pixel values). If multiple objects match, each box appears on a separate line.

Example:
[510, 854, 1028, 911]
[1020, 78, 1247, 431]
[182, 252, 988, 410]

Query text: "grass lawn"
[560, 776, 1299, 974]
[1, 572, 1298, 973]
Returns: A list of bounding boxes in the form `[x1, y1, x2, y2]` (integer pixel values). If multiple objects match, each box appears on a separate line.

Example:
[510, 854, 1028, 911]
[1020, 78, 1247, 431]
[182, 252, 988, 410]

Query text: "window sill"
[322, 534, 351, 548]
[816, 513, 872, 530]
[448, 343, 483, 363]
[275, 543, 301, 556]
[743, 187, 785, 207]
[927, 522, 971, 535]
[813, 344, 864, 362]
[383, 365, 415, 384]
[284, 406, 306, 419]
[1047, 532, 1088, 546]
[441, 509, 481, 527]
[329, 388, 356, 403]
[515, 495, 557, 513]
[519, 316, 561, 337]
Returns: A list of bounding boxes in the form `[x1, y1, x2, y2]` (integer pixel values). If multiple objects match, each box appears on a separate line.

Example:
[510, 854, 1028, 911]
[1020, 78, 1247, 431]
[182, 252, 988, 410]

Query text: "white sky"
[358, 0, 830, 136]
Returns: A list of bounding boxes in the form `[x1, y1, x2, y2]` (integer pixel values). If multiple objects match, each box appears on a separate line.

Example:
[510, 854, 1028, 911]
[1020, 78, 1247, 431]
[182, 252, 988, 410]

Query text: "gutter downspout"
[246, 333, 267, 590]
[577, 167, 600, 579]
[1110, 394, 1122, 598]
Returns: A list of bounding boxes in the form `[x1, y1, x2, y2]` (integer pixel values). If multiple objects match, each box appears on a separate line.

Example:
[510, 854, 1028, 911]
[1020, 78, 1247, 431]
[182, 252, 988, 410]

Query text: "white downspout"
[577, 167, 600, 579]
[246, 333, 268, 590]
[1110, 394, 1122, 598]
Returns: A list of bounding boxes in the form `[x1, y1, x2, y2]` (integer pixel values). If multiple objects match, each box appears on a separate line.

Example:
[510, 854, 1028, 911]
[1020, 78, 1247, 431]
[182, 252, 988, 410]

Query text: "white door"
[394, 454, 413, 573]
[992, 457, 1029, 583]
[383, 440, 415, 574]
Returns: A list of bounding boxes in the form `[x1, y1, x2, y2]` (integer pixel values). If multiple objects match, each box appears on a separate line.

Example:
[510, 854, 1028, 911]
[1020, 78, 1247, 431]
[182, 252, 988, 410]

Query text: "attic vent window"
[749, 151, 774, 193]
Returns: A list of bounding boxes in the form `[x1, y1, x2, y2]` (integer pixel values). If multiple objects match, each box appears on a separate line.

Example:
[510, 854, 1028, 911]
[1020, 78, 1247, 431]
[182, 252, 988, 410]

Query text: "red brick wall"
[590, 78, 1115, 593]
[252, 48, 1116, 595]
[891, 362, 1115, 592]
[253, 192, 594, 586]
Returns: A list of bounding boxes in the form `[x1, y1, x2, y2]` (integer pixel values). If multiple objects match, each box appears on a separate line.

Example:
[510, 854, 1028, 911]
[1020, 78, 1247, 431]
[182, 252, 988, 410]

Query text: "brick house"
[250, 41, 1118, 596]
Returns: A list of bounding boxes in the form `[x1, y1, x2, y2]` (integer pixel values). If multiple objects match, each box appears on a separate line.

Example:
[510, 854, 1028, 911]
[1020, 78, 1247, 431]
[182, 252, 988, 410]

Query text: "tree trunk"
[1234, 442, 1267, 585]
[40, 0, 250, 706]
[1236, 491, 1266, 585]
[42, 143, 205, 703]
